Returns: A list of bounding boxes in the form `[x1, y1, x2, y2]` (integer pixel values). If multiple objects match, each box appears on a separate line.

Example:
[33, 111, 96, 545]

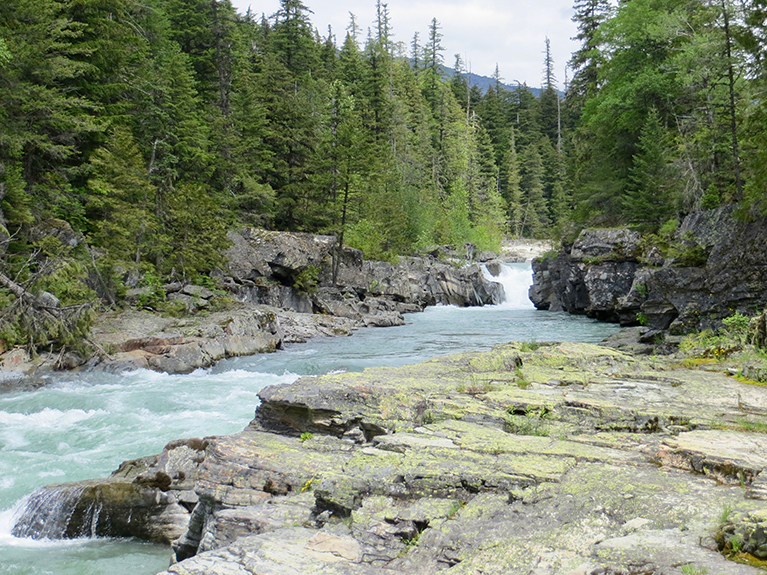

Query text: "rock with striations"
[11, 438, 207, 544]
[14, 342, 767, 574]
[530, 207, 767, 334]
[224, 228, 505, 316]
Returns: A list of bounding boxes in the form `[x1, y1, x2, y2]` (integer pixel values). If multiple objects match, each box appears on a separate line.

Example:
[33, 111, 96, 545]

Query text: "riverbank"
[3, 232, 545, 383]
[11, 338, 767, 574]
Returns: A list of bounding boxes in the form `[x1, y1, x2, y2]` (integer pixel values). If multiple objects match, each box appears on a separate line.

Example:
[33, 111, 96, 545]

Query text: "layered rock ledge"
[529, 206, 767, 337]
[14, 342, 767, 574]
[1, 230, 506, 379]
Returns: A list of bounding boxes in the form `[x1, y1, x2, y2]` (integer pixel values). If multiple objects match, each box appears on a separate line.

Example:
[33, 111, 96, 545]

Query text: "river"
[0, 263, 620, 574]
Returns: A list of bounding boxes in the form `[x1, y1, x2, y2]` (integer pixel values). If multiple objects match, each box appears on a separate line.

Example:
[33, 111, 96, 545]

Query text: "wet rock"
[12, 438, 206, 544]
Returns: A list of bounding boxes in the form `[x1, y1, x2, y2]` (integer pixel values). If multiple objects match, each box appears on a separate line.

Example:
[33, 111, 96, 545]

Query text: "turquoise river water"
[0, 263, 620, 574]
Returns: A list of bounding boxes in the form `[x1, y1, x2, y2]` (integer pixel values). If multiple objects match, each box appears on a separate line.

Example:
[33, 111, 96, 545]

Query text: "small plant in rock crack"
[718, 504, 733, 525]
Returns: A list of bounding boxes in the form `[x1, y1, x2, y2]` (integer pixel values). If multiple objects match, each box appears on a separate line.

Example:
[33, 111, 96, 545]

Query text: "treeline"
[3, 0, 765, 305]
[564, 0, 767, 231]
[0, 0, 564, 289]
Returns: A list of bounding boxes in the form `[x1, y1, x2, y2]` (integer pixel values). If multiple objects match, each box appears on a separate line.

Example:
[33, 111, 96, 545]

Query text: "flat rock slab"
[16, 341, 763, 574]
[656, 430, 767, 484]
[163, 527, 404, 575]
[160, 342, 767, 574]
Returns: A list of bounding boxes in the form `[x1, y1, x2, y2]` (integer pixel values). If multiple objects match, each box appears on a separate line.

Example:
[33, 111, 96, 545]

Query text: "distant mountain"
[444, 67, 564, 98]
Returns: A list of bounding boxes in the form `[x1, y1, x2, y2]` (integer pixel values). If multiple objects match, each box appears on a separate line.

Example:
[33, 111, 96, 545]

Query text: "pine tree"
[568, 0, 611, 108]
[539, 38, 560, 145]
[86, 126, 157, 265]
[519, 141, 548, 237]
[421, 18, 445, 112]
[0, 0, 99, 224]
[624, 108, 677, 230]
[501, 129, 524, 237]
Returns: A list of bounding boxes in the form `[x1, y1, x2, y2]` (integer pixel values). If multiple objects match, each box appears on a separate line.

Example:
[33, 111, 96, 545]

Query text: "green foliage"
[0, 0, 763, 311]
[135, 269, 167, 310]
[519, 341, 540, 352]
[668, 242, 708, 267]
[665, 233, 707, 268]
[292, 266, 319, 294]
[700, 184, 720, 210]
[35, 261, 97, 306]
[636, 312, 648, 326]
[658, 219, 678, 238]
[515, 367, 531, 389]
[730, 533, 743, 553]
[719, 504, 734, 525]
[505, 405, 551, 436]
[722, 312, 751, 344]
[345, 219, 398, 263]
[299, 432, 314, 442]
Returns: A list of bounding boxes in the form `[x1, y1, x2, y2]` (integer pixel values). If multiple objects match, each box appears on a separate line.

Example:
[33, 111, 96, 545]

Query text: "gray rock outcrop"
[223, 228, 504, 320]
[11, 438, 206, 543]
[160, 341, 767, 574]
[530, 207, 767, 333]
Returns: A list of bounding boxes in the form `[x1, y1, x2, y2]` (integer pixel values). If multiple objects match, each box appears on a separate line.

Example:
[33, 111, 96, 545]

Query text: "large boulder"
[88, 307, 283, 374]
[225, 228, 336, 284]
[569, 228, 641, 261]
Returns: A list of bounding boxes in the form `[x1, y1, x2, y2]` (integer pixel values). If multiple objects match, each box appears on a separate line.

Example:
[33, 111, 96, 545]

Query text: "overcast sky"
[229, 0, 580, 88]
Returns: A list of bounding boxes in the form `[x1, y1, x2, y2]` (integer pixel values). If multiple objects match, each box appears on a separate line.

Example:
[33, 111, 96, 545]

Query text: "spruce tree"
[624, 108, 676, 230]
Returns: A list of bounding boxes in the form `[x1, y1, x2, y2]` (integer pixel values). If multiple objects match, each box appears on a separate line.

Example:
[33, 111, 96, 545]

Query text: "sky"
[229, 0, 581, 89]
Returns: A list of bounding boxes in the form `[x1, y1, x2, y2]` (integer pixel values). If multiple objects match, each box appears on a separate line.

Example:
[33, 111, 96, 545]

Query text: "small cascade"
[482, 263, 534, 309]
[11, 484, 87, 540]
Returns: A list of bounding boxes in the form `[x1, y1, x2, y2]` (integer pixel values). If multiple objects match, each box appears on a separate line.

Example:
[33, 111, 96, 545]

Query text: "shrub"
[293, 266, 320, 294]
[722, 312, 750, 344]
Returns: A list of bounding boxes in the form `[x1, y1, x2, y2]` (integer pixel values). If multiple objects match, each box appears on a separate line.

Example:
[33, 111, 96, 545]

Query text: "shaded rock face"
[530, 208, 767, 333]
[224, 228, 504, 321]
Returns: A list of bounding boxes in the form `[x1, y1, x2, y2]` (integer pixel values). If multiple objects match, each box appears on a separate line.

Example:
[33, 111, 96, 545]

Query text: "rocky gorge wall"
[0, 229, 506, 379]
[529, 206, 767, 337]
[222, 228, 505, 323]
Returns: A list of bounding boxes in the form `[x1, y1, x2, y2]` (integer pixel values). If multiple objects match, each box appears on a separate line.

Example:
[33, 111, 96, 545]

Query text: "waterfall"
[482, 263, 534, 310]
[11, 484, 87, 540]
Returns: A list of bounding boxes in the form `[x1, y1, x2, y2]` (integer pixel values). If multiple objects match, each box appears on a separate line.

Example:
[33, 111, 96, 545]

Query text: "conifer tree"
[86, 125, 158, 266]
[519, 141, 548, 237]
[501, 129, 524, 237]
[421, 18, 445, 112]
[568, 0, 611, 108]
[624, 108, 677, 229]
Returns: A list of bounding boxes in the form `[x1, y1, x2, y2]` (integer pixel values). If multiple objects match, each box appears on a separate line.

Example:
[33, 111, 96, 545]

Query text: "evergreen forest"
[1, 0, 767, 348]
